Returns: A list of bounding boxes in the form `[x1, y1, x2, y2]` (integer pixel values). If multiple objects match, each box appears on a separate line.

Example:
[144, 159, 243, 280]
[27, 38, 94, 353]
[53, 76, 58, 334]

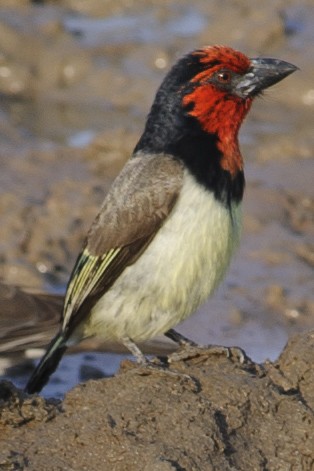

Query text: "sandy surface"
[0, 0, 313, 467]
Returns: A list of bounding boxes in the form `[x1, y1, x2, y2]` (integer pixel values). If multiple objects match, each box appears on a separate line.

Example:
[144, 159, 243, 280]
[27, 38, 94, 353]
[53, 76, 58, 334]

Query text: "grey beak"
[235, 57, 298, 98]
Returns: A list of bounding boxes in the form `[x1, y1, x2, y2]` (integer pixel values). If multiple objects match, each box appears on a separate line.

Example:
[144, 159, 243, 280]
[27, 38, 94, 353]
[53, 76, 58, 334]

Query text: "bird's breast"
[143, 169, 242, 314]
[87, 169, 242, 342]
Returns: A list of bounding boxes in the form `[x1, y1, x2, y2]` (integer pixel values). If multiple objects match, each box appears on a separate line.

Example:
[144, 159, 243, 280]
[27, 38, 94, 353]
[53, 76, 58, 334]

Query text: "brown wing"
[62, 153, 184, 334]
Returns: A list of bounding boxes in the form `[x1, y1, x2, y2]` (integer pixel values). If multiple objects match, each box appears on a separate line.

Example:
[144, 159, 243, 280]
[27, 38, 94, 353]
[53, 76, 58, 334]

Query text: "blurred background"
[0, 0, 313, 397]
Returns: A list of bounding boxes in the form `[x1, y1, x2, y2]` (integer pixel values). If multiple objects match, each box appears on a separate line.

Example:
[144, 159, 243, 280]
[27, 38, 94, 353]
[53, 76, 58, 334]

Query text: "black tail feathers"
[24, 332, 67, 394]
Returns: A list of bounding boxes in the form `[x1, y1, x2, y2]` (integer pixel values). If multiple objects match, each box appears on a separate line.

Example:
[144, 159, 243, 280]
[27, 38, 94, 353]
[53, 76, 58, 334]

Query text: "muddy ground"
[0, 0, 313, 468]
[1, 331, 314, 470]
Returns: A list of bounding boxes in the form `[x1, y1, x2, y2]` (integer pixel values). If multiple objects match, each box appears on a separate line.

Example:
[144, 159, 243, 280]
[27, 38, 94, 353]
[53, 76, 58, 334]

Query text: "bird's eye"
[217, 71, 232, 83]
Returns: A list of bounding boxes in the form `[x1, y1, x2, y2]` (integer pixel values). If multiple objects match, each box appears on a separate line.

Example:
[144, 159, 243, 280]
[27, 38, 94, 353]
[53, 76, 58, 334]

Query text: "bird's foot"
[165, 328, 251, 365]
[120, 335, 200, 391]
[164, 328, 199, 348]
[168, 343, 251, 365]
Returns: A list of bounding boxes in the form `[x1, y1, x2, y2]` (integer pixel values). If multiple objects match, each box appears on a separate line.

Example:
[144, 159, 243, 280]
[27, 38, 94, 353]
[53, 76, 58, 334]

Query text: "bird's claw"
[168, 343, 251, 365]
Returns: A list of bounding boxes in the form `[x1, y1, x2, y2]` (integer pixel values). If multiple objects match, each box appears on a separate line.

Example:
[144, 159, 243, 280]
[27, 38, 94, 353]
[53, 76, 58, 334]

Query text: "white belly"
[81, 170, 242, 342]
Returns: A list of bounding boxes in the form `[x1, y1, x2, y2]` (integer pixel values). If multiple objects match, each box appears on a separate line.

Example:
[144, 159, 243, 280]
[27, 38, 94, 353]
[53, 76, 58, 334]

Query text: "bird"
[25, 45, 297, 394]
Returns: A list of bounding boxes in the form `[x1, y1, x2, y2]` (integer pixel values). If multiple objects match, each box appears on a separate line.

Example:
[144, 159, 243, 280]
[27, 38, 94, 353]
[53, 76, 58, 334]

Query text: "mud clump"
[1, 331, 314, 471]
[0, 0, 313, 361]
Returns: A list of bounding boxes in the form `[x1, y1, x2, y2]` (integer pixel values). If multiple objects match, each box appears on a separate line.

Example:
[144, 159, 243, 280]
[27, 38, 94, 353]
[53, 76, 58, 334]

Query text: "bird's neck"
[134, 90, 249, 207]
[183, 85, 253, 178]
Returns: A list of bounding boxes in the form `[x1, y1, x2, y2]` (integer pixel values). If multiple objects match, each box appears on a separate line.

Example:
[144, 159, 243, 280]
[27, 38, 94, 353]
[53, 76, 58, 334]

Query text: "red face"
[182, 46, 253, 176]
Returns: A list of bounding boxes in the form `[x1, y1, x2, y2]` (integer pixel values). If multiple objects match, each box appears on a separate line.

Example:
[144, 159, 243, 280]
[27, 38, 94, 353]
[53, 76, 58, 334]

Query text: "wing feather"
[62, 154, 184, 333]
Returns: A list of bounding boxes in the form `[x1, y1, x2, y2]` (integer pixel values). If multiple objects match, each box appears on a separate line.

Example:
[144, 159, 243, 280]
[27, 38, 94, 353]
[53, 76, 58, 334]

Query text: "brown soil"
[1, 330, 314, 471]
[0, 0, 313, 365]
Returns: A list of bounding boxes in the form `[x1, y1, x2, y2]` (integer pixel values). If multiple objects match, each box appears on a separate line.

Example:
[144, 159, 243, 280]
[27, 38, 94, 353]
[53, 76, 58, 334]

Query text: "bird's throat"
[217, 132, 243, 177]
[183, 85, 252, 177]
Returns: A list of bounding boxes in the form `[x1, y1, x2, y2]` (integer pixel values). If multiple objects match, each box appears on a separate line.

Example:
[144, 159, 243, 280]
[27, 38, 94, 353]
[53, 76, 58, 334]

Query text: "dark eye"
[217, 71, 232, 83]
